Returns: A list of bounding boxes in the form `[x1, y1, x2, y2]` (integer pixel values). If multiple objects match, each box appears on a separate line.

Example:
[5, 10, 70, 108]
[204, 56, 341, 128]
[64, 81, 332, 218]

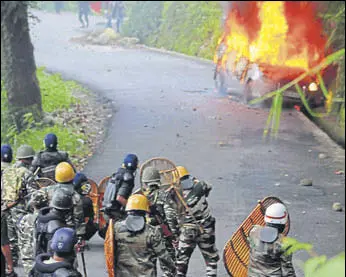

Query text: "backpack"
[102, 169, 124, 210]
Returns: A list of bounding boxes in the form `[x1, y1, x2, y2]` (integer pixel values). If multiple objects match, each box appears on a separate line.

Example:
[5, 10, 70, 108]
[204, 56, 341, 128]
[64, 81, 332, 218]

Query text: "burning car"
[213, 1, 337, 107]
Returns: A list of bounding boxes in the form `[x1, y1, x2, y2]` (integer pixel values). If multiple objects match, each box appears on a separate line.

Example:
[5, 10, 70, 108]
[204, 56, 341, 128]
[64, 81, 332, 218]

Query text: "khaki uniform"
[41, 183, 86, 236]
[247, 225, 296, 277]
[114, 219, 176, 277]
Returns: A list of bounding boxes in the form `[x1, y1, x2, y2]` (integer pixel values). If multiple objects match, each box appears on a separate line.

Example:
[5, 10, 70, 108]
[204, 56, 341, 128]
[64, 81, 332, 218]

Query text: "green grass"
[1, 67, 89, 162]
[37, 67, 79, 112]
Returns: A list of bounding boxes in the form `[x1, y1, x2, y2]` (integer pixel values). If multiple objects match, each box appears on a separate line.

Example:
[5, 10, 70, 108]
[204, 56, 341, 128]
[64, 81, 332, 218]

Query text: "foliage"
[121, 1, 223, 60]
[1, 68, 89, 162]
[250, 48, 345, 136]
[36, 67, 79, 112]
[34, 1, 78, 13]
[122, 1, 164, 45]
[283, 237, 345, 277]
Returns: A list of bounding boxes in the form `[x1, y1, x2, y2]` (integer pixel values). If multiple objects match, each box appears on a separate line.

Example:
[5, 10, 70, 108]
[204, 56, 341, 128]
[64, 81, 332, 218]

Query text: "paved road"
[26, 11, 345, 277]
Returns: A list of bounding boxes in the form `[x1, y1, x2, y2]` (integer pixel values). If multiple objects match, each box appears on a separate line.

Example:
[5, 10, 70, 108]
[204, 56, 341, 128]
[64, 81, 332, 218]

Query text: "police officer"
[247, 203, 296, 277]
[30, 228, 82, 277]
[41, 162, 86, 238]
[2, 144, 38, 266]
[73, 173, 98, 241]
[1, 144, 13, 175]
[175, 166, 220, 277]
[100, 154, 139, 237]
[34, 190, 73, 256]
[17, 190, 49, 274]
[1, 144, 17, 276]
[114, 194, 176, 277]
[1, 215, 17, 277]
[142, 166, 179, 261]
[31, 133, 73, 180]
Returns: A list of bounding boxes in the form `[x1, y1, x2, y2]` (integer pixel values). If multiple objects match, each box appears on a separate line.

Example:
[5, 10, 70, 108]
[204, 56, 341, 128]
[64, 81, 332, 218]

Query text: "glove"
[75, 237, 86, 253]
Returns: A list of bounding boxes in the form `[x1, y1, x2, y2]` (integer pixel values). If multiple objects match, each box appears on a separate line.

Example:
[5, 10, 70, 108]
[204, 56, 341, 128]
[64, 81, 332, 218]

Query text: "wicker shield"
[139, 157, 180, 191]
[35, 177, 56, 188]
[223, 196, 290, 277]
[98, 176, 111, 231]
[104, 218, 115, 277]
[86, 178, 100, 224]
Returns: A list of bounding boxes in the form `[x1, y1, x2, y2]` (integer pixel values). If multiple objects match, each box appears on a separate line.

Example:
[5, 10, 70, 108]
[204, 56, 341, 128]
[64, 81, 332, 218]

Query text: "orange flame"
[215, 1, 328, 82]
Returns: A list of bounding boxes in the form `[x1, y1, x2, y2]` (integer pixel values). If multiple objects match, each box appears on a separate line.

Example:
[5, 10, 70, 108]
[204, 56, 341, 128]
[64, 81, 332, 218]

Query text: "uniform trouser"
[176, 218, 220, 277]
[8, 208, 26, 264]
[84, 221, 98, 241]
[1, 251, 5, 276]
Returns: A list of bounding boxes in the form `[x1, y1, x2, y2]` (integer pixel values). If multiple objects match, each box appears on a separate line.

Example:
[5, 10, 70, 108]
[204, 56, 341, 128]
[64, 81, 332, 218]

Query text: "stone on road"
[27, 11, 345, 277]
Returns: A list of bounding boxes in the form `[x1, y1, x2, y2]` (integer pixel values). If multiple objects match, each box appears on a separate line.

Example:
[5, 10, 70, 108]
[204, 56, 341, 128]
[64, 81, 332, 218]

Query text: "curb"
[138, 45, 215, 66]
[294, 109, 345, 151]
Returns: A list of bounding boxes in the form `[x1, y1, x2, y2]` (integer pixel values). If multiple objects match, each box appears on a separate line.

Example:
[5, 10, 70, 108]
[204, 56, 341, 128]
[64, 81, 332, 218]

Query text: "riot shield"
[139, 157, 180, 192]
[98, 176, 111, 231]
[35, 177, 56, 188]
[223, 196, 290, 277]
[86, 178, 100, 224]
[104, 218, 115, 277]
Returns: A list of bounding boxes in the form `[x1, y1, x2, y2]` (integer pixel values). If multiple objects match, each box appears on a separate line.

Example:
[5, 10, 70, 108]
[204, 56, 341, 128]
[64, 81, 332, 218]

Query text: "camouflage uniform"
[114, 219, 176, 277]
[147, 188, 179, 261]
[1, 161, 38, 264]
[176, 178, 219, 277]
[41, 183, 86, 236]
[17, 191, 48, 274]
[31, 150, 72, 180]
[247, 225, 296, 277]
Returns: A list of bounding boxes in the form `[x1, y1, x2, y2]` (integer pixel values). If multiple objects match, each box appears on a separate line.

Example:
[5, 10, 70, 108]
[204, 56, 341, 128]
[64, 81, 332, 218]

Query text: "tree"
[1, 1, 42, 131]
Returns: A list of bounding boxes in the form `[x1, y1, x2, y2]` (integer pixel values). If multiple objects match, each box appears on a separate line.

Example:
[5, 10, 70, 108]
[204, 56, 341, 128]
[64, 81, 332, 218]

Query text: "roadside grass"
[1, 67, 89, 164]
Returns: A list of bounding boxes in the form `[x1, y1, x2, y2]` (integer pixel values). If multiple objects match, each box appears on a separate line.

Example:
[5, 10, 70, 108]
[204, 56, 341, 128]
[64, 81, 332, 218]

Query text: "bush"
[121, 1, 223, 60]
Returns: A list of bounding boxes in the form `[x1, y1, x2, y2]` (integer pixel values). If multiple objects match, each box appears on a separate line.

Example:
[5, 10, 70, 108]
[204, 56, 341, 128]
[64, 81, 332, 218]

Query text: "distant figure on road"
[78, 1, 90, 28]
[54, 1, 64, 14]
[113, 1, 124, 33]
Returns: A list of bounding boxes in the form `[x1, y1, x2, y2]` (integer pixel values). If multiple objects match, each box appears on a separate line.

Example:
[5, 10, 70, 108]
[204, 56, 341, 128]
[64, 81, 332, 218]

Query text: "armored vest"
[35, 208, 67, 256]
[33, 151, 69, 179]
[103, 168, 134, 211]
[30, 254, 81, 277]
[114, 221, 160, 277]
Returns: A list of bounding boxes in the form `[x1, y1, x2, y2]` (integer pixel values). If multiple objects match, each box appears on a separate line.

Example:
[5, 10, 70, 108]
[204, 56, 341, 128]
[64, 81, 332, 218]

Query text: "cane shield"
[139, 157, 180, 191]
[98, 176, 111, 231]
[35, 177, 56, 188]
[86, 178, 100, 224]
[104, 218, 115, 277]
[223, 196, 290, 277]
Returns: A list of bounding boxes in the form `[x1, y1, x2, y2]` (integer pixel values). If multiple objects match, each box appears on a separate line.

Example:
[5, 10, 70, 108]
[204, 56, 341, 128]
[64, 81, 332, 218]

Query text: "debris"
[318, 153, 327, 159]
[144, 124, 148, 127]
[217, 177, 223, 180]
[275, 183, 281, 187]
[218, 141, 229, 147]
[308, 149, 312, 153]
[335, 170, 345, 175]
[176, 133, 180, 138]
[193, 107, 197, 111]
[302, 211, 306, 214]
[332, 202, 343, 212]
[300, 178, 313, 186]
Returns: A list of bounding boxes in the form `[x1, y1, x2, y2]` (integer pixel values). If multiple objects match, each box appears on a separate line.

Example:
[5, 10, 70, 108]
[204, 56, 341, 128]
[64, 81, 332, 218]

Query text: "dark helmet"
[44, 133, 58, 150]
[1, 144, 13, 163]
[73, 172, 90, 195]
[50, 227, 77, 253]
[50, 189, 73, 210]
[123, 154, 139, 171]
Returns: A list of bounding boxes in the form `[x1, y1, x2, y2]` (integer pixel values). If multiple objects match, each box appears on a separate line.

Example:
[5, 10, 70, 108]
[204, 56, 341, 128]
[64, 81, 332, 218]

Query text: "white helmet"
[264, 203, 288, 225]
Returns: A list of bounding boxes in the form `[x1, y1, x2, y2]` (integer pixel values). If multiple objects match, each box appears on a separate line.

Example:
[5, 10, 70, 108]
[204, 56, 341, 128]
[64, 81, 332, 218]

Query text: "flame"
[215, 1, 328, 82]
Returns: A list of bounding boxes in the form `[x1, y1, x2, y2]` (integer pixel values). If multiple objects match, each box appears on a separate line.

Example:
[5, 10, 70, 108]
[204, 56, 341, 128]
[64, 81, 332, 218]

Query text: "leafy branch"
[249, 48, 345, 137]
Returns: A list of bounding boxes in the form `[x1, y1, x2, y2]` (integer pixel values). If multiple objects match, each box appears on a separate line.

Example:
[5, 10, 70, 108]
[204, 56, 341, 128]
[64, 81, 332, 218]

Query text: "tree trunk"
[1, 1, 42, 131]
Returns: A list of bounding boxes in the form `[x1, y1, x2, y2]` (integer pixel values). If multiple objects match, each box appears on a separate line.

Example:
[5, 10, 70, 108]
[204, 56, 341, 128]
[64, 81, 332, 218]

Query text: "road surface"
[23, 10, 345, 277]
